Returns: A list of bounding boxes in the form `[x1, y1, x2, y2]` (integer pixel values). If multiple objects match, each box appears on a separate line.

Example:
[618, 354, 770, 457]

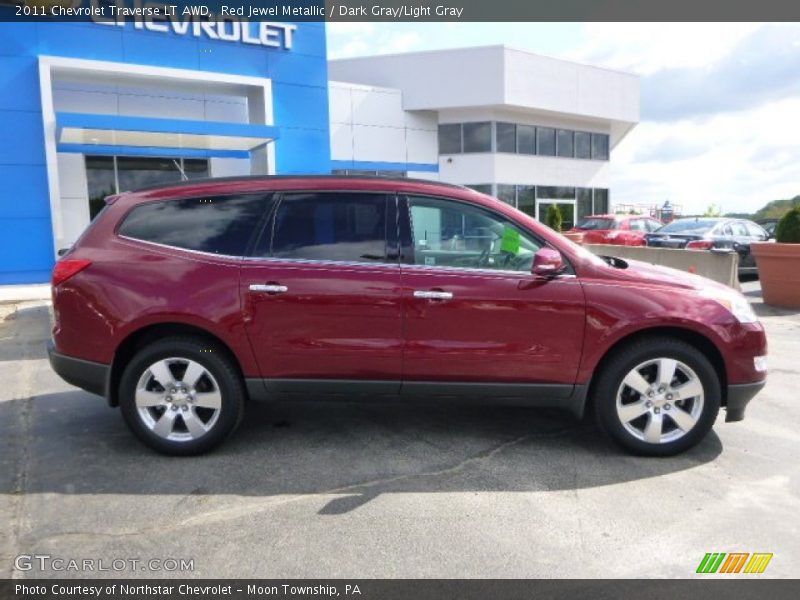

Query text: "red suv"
[48, 176, 767, 456]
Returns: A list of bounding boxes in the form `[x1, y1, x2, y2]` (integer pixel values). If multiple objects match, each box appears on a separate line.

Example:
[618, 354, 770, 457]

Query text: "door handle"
[249, 284, 288, 294]
[413, 290, 453, 301]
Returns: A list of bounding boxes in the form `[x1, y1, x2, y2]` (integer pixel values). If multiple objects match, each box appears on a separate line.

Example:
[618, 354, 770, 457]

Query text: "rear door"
[239, 191, 403, 392]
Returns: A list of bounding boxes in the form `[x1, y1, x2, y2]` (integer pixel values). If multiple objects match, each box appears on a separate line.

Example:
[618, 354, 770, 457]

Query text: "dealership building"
[0, 19, 639, 285]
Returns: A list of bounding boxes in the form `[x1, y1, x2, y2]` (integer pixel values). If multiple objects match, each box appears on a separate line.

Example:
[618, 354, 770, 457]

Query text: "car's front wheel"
[119, 337, 245, 455]
[593, 337, 721, 456]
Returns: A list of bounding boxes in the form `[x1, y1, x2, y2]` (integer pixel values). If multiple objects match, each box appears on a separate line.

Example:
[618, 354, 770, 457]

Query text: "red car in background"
[565, 214, 663, 246]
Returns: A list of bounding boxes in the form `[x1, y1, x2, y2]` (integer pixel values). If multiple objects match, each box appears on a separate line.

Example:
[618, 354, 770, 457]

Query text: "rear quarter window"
[118, 194, 271, 256]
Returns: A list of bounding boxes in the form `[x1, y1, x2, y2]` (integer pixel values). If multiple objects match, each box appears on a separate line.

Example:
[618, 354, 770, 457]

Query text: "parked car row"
[566, 215, 771, 278]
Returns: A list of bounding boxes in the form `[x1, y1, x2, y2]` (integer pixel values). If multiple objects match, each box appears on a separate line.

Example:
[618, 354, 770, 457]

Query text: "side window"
[646, 219, 662, 232]
[406, 195, 542, 272]
[629, 219, 645, 232]
[745, 222, 767, 239]
[118, 194, 270, 256]
[730, 222, 748, 236]
[268, 192, 388, 263]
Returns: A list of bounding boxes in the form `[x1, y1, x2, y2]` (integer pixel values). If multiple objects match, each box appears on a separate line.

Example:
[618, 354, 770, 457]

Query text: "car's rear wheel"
[593, 337, 721, 456]
[119, 337, 245, 455]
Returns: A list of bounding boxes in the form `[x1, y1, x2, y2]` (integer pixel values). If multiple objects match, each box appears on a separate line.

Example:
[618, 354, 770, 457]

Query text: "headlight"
[699, 289, 759, 324]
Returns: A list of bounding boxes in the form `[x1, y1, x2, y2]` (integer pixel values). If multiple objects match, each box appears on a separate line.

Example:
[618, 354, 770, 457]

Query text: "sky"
[326, 22, 800, 215]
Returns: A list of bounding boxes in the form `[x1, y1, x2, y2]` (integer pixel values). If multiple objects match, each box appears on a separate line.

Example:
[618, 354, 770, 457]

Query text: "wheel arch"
[108, 322, 244, 407]
[584, 326, 729, 415]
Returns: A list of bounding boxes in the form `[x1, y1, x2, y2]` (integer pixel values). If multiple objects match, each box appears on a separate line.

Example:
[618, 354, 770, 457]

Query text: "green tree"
[704, 203, 722, 217]
[775, 206, 800, 243]
[546, 204, 563, 232]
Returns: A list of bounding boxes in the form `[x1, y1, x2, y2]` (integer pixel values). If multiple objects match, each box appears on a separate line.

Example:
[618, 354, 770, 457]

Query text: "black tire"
[119, 336, 245, 456]
[593, 337, 721, 456]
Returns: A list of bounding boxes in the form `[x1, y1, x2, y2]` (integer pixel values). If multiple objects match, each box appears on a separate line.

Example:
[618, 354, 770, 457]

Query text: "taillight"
[686, 240, 714, 250]
[52, 259, 92, 287]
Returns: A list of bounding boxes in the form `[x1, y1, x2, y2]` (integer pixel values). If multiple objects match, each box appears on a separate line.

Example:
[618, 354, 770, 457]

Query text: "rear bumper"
[725, 380, 766, 422]
[47, 340, 109, 398]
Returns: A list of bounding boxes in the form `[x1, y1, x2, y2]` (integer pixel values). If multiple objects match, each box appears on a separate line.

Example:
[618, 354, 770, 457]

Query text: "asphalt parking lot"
[1, 280, 799, 579]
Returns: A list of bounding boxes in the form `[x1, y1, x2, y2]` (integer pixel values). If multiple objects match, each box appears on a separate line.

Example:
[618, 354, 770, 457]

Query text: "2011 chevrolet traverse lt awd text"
[48, 176, 767, 456]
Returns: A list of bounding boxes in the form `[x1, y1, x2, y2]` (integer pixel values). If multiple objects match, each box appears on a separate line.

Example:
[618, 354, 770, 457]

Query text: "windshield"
[657, 219, 718, 234]
[575, 217, 617, 230]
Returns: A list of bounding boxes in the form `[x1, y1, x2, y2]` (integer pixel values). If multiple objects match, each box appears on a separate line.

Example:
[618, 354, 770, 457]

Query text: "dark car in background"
[645, 217, 769, 278]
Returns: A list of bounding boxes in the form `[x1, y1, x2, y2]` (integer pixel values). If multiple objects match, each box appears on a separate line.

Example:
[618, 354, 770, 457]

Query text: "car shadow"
[2, 390, 723, 514]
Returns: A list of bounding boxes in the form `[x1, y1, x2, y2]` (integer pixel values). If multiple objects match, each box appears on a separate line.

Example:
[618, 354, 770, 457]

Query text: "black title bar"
[2, 0, 800, 22]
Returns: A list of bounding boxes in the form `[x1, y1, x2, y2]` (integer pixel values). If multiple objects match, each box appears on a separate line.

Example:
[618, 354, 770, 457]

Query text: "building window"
[594, 188, 610, 214]
[575, 132, 592, 159]
[495, 122, 517, 153]
[517, 125, 536, 155]
[556, 130, 574, 158]
[496, 184, 517, 206]
[332, 169, 407, 177]
[517, 186, 536, 217]
[466, 184, 493, 195]
[438, 121, 610, 161]
[577, 188, 593, 219]
[462, 122, 492, 153]
[536, 127, 556, 156]
[86, 156, 116, 220]
[537, 186, 576, 200]
[438, 124, 462, 154]
[85, 155, 209, 220]
[591, 134, 610, 160]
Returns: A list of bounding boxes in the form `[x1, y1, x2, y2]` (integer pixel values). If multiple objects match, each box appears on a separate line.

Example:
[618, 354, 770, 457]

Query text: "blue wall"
[0, 20, 331, 284]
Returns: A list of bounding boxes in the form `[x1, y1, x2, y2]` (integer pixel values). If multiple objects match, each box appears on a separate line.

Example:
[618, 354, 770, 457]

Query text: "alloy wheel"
[615, 357, 705, 444]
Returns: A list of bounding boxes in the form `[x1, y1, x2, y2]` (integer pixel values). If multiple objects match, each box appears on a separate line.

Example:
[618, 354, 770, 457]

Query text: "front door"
[399, 195, 586, 387]
[240, 191, 403, 391]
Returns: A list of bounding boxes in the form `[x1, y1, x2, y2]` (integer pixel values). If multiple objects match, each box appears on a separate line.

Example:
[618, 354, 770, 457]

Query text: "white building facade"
[328, 46, 640, 229]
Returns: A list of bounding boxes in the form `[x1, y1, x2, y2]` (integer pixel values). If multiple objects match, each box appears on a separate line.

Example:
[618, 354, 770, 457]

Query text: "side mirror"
[532, 247, 566, 278]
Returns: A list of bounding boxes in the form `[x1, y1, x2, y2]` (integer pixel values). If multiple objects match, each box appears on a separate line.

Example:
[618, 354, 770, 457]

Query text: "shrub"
[546, 204, 563, 232]
[775, 206, 800, 244]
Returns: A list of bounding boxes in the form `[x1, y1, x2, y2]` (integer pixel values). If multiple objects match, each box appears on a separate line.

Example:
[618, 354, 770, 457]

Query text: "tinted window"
[407, 196, 541, 272]
[575, 132, 591, 159]
[496, 122, 517, 153]
[269, 193, 388, 263]
[591, 134, 610, 160]
[462, 122, 492, 153]
[438, 124, 462, 154]
[576, 217, 617, 231]
[119, 194, 269, 256]
[537, 127, 556, 156]
[659, 219, 720, 234]
[517, 125, 536, 154]
[556, 129, 574, 158]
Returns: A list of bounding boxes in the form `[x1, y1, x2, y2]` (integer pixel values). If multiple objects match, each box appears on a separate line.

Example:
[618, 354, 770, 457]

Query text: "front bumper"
[47, 340, 109, 398]
[725, 380, 766, 422]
